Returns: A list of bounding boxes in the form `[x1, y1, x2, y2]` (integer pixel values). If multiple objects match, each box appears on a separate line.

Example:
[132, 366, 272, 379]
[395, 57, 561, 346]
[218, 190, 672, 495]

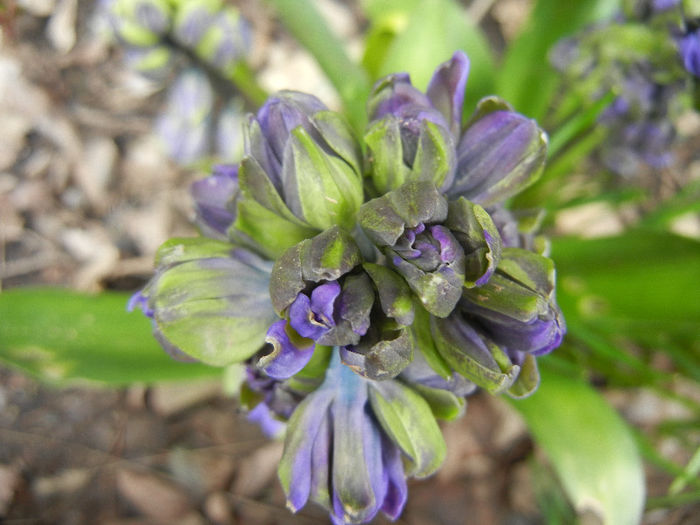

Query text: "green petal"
[369, 380, 446, 478]
[363, 263, 415, 326]
[283, 127, 363, 230]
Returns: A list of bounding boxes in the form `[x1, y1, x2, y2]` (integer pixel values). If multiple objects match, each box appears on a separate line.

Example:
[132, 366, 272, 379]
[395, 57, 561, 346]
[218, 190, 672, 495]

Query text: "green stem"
[228, 61, 269, 107]
[265, 0, 371, 133]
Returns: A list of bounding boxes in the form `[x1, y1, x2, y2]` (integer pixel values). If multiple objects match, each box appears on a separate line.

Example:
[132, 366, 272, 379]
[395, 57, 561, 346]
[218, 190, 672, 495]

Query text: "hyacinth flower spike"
[278, 351, 446, 525]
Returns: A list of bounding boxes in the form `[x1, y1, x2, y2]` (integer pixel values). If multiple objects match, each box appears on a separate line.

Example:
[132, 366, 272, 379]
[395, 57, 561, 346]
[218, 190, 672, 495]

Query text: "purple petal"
[127, 290, 153, 317]
[247, 403, 286, 438]
[258, 320, 314, 379]
[310, 281, 342, 327]
[309, 413, 332, 507]
[280, 392, 334, 513]
[289, 293, 329, 340]
[452, 110, 546, 206]
[190, 167, 239, 237]
[427, 50, 470, 136]
[430, 225, 459, 263]
[255, 91, 327, 165]
[380, 437, 407, 519]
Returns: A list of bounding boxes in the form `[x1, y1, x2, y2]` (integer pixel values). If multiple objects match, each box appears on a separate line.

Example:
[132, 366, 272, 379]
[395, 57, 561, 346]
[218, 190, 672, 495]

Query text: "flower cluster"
[132, 51, 565, 524]
[100, 0, 251, 164]
[551, 0, 696, 177]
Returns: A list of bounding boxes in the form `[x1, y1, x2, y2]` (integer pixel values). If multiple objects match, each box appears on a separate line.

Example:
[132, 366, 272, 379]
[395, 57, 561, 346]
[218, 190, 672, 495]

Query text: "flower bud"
[122, 45, 174, 78]
[461, 247, 566, 356]
[132, 237, 277, 366]
[172, 0, 222, 48]
[194, 6, 252, 72]
[449, 103, 548, 206]
[190, 164, 239, 240]
[234, 92, 364, 257]
[365, 75, 457, 194]
[359, 181, 466, 317]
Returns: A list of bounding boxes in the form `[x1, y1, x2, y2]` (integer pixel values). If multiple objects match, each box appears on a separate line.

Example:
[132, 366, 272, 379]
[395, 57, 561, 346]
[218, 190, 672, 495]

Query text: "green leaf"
[376, 0, 495, 110]
[497, 0, 620, 118]
[553, 231, 700, 335]
[512, 363, 645, 524]
[0, 288, 219, 385]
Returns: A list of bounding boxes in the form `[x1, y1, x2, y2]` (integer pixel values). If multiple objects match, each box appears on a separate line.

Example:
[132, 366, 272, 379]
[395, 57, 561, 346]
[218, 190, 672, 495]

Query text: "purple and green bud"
[461, 248, 566, 357]
[122, 45, 174, 77]
[131, 237, 277, 366]
[364, 51, 470, 194]
[449, 99, 548, 207]
[234, 92, 363, 258]
[172, 0, 222, 48]
[194, 6, 252, 72]
[190, 164, 239, 240]
[104, 0, 172, 47]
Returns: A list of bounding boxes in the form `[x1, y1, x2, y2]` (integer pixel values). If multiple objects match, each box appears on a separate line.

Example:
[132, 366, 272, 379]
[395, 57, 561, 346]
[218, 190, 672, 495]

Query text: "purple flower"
[278, 351, 445, 524]
[246, 91, 330, 191]
[366, 51, 547, 203]
[679, 28, 700, 78]
[129, 238, 277, 366]
[460, 248, 566, 357]
[450, 108, 548, 206]
[190, 164, 239, 239]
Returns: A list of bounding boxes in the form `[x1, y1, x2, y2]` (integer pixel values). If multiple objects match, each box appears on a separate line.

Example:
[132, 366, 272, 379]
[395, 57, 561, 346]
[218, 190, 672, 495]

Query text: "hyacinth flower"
[263, 226, 416, 380]
[550, 5, 697, 177]
[279, 351, 445, 525]
[365, 51, 548, 207]
[233, 91, 364, 258]
[431, 247, 565, 397]
[358, 180, 502, 318]
[100, 0, 255, 167]
[131, 48, 568, 525]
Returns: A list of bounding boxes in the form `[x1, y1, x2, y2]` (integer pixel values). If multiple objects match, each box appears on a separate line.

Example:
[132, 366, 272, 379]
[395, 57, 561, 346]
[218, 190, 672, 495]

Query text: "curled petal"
[258, 320, 315, 379]
[247, 402, 286, 438]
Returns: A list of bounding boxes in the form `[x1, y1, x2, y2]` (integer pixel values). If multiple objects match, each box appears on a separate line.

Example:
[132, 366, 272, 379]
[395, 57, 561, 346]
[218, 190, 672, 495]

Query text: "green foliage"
[497, 0, 620, 118]
[363, 0, 495, 111]
[552, 230, 700, 387]
[512, 363, 646, 525]
[0, 288, 219, 385]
